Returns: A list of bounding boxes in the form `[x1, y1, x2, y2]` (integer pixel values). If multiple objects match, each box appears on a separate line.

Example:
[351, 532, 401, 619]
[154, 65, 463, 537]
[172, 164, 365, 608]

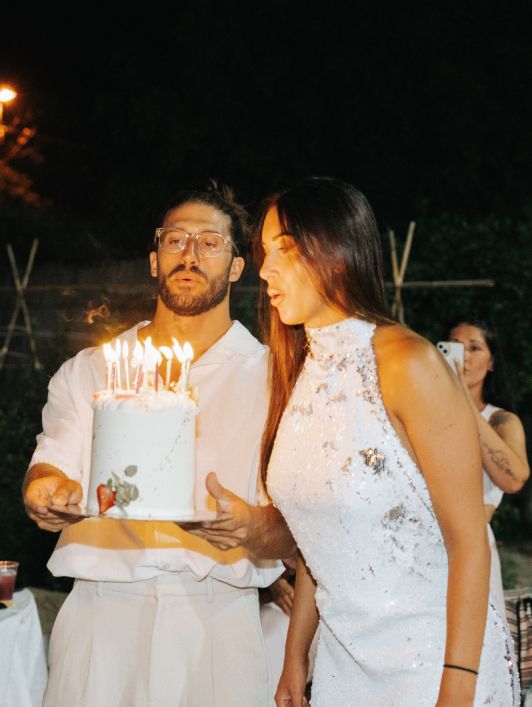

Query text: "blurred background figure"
[448, 315, 530, 610]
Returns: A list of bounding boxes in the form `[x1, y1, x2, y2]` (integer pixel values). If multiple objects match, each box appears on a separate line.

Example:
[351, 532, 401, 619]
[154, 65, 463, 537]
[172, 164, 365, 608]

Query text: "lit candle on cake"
[159, 346, 173, 389]
[171, 338, 184, 361]
[112, 360, 117, 396]
[172, 338, 186, 392]
[104, 342, 119, 396]
[131, 341, 143, 391]
[154, 349, 162, 392]
[183, 342, 193, 390]
[103, 343, 113, 391]
[136, 364, 143, 394]
[100, 338, 194, 397]
[143, 338, 160, 391]
[123, 341, 130, 392]
[114, 340, 122, 390]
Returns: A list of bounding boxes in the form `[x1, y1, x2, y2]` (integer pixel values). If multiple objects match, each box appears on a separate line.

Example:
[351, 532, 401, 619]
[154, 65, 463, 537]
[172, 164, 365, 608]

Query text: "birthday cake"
[87, 389, 198, 519]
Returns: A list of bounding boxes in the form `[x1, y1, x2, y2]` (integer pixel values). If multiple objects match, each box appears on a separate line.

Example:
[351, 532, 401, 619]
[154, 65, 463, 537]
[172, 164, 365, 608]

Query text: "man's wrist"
[245, 503, 266, 551]
[23, 463, 67, 494]
[245, 504, 296, 559]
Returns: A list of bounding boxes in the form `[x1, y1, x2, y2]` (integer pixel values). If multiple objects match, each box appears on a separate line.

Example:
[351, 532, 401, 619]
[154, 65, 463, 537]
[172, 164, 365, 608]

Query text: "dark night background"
[0, 3, 531, 588]
[3, 3, 532, 245]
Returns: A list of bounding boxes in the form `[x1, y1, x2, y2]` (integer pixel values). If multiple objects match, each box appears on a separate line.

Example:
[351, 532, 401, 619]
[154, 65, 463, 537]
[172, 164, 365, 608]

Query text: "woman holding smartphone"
[256, 177, 519, 706]
[448, 317, 530, 610]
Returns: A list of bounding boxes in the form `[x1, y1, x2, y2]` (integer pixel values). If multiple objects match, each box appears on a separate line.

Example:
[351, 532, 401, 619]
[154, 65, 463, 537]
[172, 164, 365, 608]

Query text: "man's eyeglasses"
[154, 227, 238, 258]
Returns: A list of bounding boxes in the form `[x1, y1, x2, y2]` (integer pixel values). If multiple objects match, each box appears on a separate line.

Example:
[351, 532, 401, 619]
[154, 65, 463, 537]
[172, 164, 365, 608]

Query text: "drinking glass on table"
[0, 561, 19, 607]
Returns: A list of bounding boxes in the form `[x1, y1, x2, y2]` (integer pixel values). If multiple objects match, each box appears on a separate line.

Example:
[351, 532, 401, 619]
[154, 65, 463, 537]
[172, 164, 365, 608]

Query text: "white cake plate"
[47, 505, 217, 523]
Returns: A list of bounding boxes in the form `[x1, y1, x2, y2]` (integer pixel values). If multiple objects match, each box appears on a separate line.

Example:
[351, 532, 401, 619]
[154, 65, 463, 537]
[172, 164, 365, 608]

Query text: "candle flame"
[143, 337, 160, 372]
[171, 338, 185, 362]
[103, 340, 121, 363]
[159, 346, 173, 360]
[131, 341, 143, 367]
[103, 342, 113, 362]
[101, 337, 193, 393]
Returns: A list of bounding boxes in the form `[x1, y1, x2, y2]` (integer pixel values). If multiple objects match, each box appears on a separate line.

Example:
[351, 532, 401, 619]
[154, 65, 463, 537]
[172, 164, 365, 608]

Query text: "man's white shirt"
[31, 320, 282, 586]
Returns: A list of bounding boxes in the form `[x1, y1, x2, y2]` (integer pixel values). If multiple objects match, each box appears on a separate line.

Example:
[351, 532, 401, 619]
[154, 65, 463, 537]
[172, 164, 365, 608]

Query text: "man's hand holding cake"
[23, 463, 83, 531]
[184, 471, 295, 558]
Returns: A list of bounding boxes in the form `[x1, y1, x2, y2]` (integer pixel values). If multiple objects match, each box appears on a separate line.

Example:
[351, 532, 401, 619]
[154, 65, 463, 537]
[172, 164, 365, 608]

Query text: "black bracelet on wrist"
[443, 663, 478, 676]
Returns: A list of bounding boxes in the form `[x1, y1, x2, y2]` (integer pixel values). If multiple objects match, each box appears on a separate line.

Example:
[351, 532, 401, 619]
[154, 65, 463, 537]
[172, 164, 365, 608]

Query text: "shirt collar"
[194, 321, 263, 366]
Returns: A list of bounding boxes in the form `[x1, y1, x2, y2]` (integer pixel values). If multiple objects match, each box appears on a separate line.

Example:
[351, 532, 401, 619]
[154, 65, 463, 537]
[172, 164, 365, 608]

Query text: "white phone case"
[436, 341, 464, 374]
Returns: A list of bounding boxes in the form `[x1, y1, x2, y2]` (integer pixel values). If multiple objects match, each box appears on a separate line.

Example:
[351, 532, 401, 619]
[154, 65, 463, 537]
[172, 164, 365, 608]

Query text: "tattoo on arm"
[489, 410, 512, 429]
[480, 439, 516, 480]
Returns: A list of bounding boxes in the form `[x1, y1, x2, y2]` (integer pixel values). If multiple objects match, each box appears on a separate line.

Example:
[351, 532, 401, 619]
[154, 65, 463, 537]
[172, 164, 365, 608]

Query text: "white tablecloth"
[0, 588, 47, 707]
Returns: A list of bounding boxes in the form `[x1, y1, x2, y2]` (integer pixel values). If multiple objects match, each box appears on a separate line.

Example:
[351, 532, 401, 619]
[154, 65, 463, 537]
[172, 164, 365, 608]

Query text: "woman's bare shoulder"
[374, 324, 442, 369]
[488, 408, 524, 434]
[373, 323, 457, 397]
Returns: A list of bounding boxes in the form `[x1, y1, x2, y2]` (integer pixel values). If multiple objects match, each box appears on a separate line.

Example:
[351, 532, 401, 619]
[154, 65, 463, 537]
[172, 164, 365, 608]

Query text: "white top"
[481, 403, 505, 508]
[267, 318, 518, 705]
[30, 321, 282, 587]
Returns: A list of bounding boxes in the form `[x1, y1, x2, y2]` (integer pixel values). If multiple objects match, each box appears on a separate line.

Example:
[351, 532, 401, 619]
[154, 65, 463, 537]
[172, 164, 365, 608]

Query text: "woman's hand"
[275, 657, 309, 707]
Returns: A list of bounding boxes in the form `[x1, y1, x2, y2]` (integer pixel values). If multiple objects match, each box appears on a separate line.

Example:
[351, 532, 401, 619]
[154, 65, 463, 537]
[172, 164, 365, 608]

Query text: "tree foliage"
[385, 214, 532, 410]
[0, 114, 44, 207]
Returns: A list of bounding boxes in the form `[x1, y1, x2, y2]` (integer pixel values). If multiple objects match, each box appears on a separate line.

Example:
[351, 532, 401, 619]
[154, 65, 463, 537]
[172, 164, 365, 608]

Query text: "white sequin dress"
[267, 318, 519, 706]
[481, 403, 506, 614]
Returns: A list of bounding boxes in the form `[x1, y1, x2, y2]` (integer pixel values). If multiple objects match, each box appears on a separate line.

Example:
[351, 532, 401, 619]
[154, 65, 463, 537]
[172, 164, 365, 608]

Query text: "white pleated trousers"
[44, 574, 272, 707]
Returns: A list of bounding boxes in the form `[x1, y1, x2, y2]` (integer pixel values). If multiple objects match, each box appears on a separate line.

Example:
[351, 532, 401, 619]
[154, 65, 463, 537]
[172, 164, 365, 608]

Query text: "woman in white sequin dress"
[256, 178, 519, 706]
[448, 318, 529, 612]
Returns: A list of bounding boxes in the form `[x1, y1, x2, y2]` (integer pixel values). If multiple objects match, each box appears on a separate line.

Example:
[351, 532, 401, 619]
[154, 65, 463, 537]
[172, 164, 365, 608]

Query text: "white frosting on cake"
[87, 390, 198, 519]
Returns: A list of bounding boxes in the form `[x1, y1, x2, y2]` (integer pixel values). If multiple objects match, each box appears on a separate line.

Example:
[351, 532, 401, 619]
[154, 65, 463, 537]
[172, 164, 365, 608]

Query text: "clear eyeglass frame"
[154, 227, 238, 258]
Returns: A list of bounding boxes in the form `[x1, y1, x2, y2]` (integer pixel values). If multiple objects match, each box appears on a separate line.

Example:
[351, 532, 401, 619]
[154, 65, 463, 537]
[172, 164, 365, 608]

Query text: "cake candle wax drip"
[87, 337, 198, 520]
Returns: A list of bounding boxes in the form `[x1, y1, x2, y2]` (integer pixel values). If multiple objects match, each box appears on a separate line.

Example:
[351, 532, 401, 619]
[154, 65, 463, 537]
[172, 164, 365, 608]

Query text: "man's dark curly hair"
[156, 179, 249, 255]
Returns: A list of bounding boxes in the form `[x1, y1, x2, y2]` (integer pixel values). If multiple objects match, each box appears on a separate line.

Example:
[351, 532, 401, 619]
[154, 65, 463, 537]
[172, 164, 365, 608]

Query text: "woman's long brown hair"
[254, 177, 392, 487]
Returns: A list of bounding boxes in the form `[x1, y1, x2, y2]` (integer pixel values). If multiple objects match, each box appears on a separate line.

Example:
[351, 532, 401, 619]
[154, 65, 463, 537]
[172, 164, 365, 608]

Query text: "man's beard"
[157, 262, 232, 316]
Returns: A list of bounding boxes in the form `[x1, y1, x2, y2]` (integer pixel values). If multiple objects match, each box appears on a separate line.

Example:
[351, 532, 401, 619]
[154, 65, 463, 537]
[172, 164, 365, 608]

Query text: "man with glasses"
[23, 183, 294, 707]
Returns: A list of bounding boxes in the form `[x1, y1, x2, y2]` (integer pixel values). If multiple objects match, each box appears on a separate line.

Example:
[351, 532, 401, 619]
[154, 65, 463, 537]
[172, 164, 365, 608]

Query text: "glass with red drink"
[0, 561, 18, 607]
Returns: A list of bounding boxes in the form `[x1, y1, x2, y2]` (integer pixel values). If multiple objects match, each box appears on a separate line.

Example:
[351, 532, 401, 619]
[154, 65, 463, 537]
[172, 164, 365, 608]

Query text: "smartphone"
[436, 341, 464, 375]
